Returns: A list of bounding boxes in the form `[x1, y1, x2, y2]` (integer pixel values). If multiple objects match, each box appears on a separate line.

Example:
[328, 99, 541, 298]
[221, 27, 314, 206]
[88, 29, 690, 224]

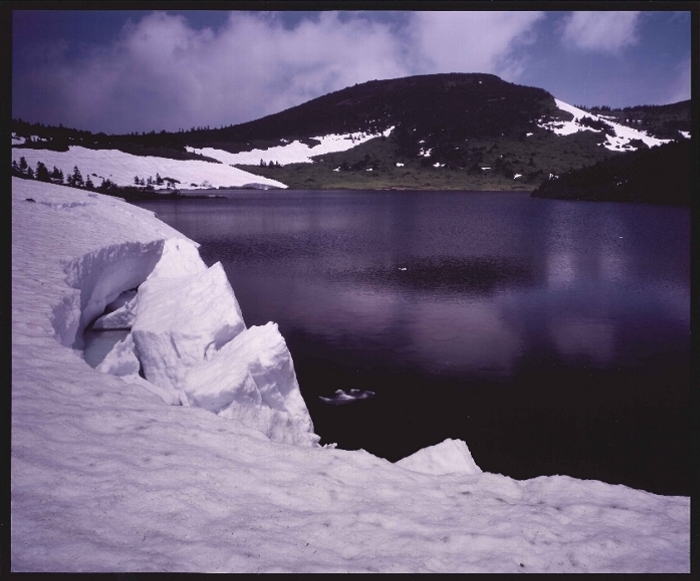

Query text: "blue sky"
[12, 8, 693, 134]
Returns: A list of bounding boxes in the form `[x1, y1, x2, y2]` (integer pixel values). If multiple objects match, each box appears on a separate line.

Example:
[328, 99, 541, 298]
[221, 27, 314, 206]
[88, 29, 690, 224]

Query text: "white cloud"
[662, 56, 691, 104]
[561, 11, 641, 53]
[408, 11, 545, 78]
[14, 11, 549, 133]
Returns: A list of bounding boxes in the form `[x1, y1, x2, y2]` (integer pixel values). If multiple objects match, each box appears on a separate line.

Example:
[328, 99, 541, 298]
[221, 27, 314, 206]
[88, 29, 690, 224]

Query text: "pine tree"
[69, 165, 84, 187]
[26, 166, 35, 179]
[12, 159, 20, 175]
[156, 173, 163, 185]
[51, 166, 63, 183]
[36, 161, 51, 182]
[19, 156, 28, 175]
[85, 176, 94, 190]
[134, 175, 141, 185]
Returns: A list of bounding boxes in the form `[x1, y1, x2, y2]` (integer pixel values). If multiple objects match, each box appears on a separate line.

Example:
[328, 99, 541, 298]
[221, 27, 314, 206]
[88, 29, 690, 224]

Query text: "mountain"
[11, 73, 692, 193]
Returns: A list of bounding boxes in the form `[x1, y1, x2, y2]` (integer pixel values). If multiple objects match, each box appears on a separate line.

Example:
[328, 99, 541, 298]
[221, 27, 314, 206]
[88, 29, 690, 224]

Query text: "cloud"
[561, 11, 641, 53]
[408, 11, 544, 77]
[13, 10, 548, 133]
[662, 56, 691, 104]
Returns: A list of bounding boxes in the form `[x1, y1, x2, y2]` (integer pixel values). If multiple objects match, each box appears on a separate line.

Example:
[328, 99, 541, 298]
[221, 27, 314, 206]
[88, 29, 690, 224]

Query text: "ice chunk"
[217, 399, 320, 447]
[319, 388, 377, 405]
[183, 322, 317, 446]
[92, 291, 138, 330]
[396, 439, 482, 476]
[147, 238, 207, 280]
[131, 261, 246, 400]
[96, 334, 140, 377]
[106, 288, 137, 311]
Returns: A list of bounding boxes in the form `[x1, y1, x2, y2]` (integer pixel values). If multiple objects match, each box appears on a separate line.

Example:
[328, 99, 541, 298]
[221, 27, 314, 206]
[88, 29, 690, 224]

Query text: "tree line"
[12, 156, 182, 197]
[11, 157, 103, 189]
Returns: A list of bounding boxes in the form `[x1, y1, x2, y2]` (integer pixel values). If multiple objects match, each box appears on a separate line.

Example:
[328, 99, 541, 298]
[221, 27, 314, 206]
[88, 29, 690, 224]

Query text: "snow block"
[184, 322, 318, 446]
[184, 322, 319, 444]
[218, 400, 320, 447]
[147, 238, 208, 280]
[396, 439, 482, 476]
[59, 240, 165, 348]
[131, 261, 246, 399]
[96, 334, 140, 377]
[92, 290, 138, 330]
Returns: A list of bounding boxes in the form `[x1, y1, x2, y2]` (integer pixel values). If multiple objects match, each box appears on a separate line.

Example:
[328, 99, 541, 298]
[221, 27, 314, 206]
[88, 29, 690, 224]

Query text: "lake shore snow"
[11, 177, 689, 573]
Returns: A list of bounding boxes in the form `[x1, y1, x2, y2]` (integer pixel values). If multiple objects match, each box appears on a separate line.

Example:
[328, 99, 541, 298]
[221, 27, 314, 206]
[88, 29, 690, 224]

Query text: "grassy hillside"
[235, 123, 618, 191]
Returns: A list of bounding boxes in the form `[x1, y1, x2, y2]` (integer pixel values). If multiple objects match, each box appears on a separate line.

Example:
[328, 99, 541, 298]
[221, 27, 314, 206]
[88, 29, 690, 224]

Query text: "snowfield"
[11, 177, 689, 573]
[539, 99, 676, 151]
[11, 145, 287, 190]
[185, 127, 395, 166]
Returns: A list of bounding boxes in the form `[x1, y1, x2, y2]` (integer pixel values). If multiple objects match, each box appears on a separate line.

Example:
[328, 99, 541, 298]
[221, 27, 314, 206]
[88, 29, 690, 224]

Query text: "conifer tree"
[70, 165, 84, 187]
[19, 156, 28, 174]
[85, 176, 94, 190]
[36, 161, 51, 182]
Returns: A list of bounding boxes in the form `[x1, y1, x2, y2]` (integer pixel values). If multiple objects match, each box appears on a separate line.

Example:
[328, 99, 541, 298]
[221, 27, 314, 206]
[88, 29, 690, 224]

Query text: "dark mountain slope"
[183, 73, 559, 152]
[531, 139, 692, 205]
[586, 100, 691, 140]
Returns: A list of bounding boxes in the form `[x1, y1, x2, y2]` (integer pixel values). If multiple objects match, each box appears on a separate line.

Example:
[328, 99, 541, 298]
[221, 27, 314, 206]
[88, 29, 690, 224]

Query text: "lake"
[134, 190, 690, 496]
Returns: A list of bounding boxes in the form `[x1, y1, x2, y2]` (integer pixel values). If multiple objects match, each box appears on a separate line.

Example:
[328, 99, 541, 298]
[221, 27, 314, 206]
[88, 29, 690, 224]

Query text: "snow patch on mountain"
[185, 127, 395, 167]
[539, 99, 673, 152]
[11, 145, 287, 190]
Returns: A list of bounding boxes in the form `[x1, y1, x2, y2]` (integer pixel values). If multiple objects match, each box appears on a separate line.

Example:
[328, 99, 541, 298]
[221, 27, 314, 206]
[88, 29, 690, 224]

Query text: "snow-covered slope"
[12, 177, 689, 573]
[539, 99, 675, 151]
[185, 127, 395, 167]
[11, 145, 287, 190]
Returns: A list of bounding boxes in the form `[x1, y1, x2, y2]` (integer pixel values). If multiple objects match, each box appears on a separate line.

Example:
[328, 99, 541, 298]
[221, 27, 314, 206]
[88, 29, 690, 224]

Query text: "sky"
[11, 8, 693, 135]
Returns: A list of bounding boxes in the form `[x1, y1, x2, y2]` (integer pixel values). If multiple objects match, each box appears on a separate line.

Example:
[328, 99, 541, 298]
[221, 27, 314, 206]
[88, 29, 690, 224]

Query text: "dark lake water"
[134, 190, 690, 496]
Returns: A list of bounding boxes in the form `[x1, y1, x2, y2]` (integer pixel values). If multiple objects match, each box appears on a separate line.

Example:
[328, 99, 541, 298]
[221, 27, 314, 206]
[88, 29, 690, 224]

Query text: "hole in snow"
[83, 288, 137, 367]
[83, 325, 130, 368]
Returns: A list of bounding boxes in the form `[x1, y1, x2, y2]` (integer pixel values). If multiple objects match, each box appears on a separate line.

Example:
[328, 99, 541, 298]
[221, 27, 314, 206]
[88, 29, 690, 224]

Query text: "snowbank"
[11, 145, 288, 190]
[12, 177, 689, 573]
[396, 439, 482, 476]
[185, 127, 395, 166]
[539, 99, 673, 152]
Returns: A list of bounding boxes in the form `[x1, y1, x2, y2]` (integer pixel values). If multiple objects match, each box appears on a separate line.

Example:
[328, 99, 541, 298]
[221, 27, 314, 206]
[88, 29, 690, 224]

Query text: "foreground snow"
[185, 127, 395, 166]
[11, 178, 689, 573]
[11, 145, 287, 190]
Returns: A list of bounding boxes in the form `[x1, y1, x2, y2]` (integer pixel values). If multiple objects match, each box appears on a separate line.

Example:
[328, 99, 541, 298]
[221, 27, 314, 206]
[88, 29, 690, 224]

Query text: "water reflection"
[546, 252, 576, 289]
[548, 317, 616, 366]
[134, 192, 690, 495]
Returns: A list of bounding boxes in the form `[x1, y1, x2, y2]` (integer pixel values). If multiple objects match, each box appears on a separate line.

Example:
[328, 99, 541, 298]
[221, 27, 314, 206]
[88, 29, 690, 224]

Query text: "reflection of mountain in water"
[335, 255, 534, 295]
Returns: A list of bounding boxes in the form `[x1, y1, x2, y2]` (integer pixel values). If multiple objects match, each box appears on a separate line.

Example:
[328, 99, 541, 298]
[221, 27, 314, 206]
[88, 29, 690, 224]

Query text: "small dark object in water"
[25, 198, 35, 203]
